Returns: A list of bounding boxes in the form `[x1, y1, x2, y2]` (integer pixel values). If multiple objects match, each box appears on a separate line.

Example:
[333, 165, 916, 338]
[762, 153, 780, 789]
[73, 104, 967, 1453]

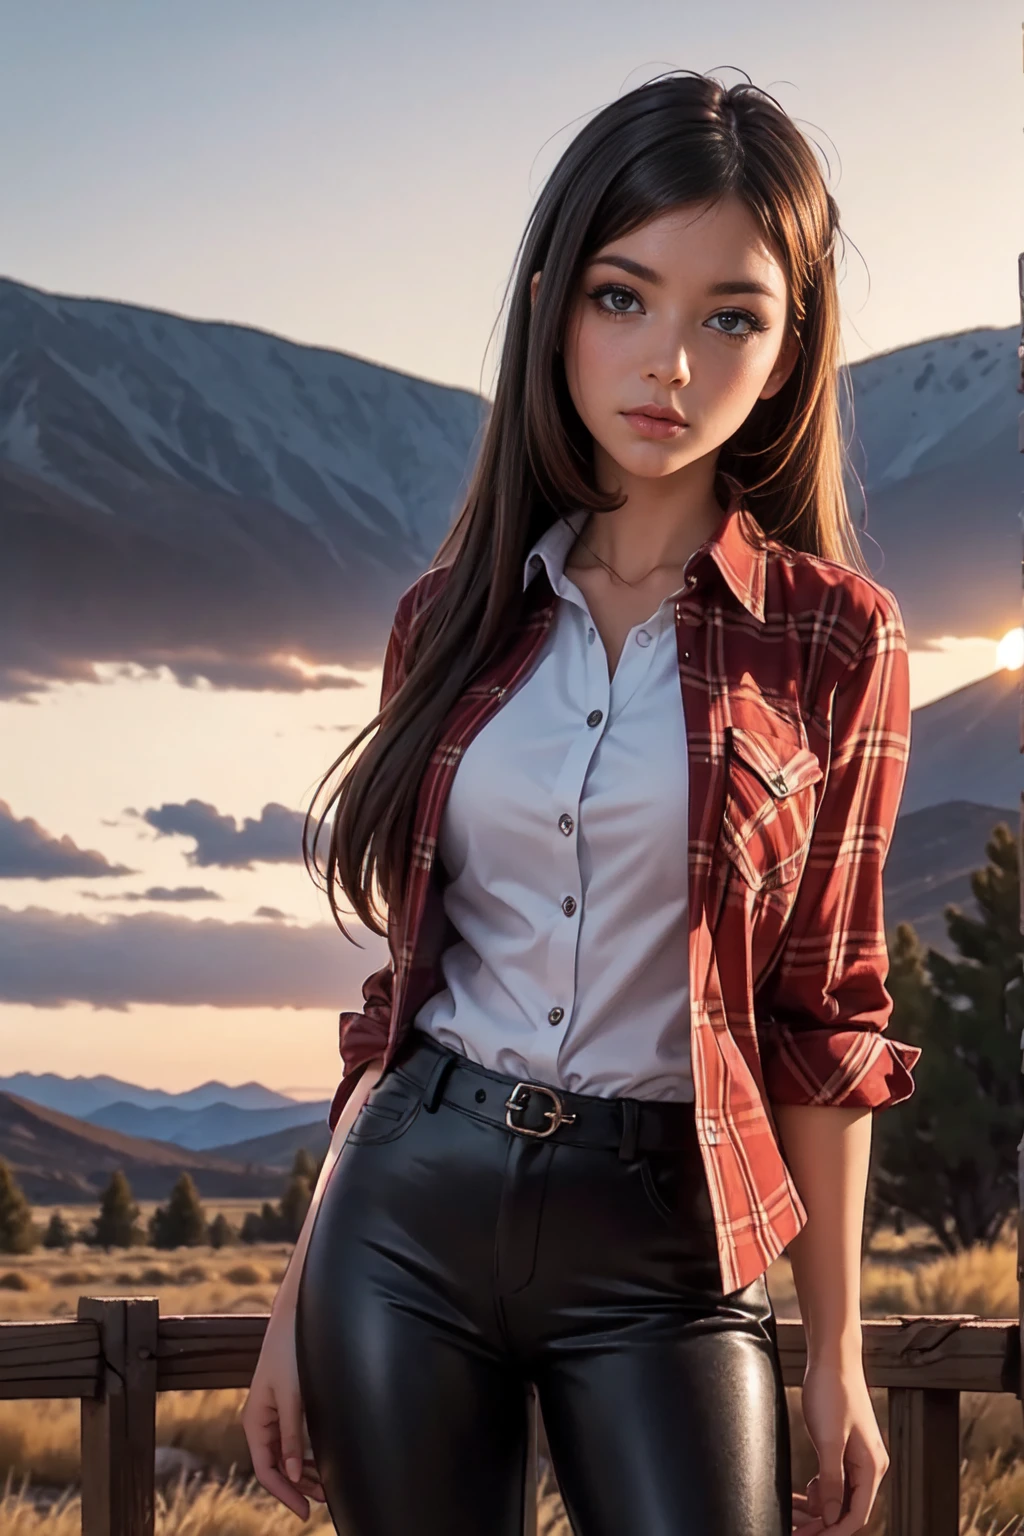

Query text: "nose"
[645, 339, 691, 390]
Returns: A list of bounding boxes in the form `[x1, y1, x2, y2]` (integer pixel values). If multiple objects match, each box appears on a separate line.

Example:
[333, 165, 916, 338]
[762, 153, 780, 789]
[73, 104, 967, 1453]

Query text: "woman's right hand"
[241, 1298, 324, 1519]
[241, 1054, 385, 1517]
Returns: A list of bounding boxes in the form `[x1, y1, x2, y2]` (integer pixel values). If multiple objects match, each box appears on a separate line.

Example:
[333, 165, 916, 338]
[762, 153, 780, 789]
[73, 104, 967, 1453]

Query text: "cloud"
[140, 799, 306, 869]
[0, 800, 134, 880]
[254, 905, 292, 920]
[0, 464, 410, 702]
[80, 885, 223, 903]
[105, 656, 365, 693]
[0, 905, 386, 1008]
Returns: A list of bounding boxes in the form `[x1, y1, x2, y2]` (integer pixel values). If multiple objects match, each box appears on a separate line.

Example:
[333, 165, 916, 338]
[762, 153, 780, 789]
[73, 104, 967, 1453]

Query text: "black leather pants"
[296, 1030, 791, 1536]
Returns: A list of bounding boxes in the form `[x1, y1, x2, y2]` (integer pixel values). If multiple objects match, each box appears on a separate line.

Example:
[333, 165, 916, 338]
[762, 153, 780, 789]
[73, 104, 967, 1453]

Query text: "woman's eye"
[706, 310, 765, 342]
[588, 284, 642, 316]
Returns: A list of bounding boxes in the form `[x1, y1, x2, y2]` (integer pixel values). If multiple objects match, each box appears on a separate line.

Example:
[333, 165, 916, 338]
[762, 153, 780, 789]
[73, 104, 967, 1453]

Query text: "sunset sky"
[0, 0, 1019, 1097]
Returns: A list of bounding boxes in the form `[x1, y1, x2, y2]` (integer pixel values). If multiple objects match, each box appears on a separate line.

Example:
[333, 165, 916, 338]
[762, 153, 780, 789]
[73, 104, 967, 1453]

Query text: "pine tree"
[291, 1148, 318, 1185]
[240, 1209, 266, 1244]
[148, 1173, 209, 1249]
[0, 1162, 35, 1254]
[42, 1211, 74, 1250]
[278, 1172, 313, 1242]
[258, 1200, 285, 1242]
[208, 1212, 235, 1248]
[873, 822, 1024, 1251]
[94, 1170, 143, 1249]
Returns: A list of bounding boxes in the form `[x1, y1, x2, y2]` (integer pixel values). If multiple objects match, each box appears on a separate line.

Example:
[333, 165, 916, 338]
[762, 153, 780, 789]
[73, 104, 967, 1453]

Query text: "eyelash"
[585, 282, 768, 343]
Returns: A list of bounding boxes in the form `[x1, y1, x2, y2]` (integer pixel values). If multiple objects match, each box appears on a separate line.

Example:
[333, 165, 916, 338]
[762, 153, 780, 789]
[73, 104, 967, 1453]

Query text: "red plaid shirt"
[327, 484, 921, 1293]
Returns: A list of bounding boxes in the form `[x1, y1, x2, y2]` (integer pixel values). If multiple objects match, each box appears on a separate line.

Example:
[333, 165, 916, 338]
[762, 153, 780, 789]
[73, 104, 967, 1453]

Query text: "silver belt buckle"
[504, 1081, 577, 1138]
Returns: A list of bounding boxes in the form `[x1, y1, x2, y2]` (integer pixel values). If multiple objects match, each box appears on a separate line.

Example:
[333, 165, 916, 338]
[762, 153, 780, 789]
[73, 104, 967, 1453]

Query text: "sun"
[996, 627, 1024, 670]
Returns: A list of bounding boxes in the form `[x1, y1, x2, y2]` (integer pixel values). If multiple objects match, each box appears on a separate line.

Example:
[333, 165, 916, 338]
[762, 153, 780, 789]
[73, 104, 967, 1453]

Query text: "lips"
[621, 406, 689, 439]
[625, 404, 688, 425]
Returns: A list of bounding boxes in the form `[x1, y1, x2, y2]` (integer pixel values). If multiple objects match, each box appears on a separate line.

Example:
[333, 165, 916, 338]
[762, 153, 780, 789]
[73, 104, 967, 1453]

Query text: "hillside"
[0, 276, 487, 701]
[0, 1090, 283, 1202]
[209, 1116, 331, 1170]
[886, 799, 1020, 954]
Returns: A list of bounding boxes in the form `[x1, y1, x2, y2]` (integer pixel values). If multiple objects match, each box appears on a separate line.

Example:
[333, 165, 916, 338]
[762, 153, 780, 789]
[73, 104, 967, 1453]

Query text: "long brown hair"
[304, 67, 869, 945]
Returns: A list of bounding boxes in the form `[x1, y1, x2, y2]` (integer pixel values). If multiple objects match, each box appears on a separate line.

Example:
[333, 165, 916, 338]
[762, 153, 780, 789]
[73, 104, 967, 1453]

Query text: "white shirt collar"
[522, 510, 589, 594]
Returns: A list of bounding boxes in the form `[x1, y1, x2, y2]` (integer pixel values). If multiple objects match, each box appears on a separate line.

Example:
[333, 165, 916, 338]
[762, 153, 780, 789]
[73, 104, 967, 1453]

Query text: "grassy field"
[0, 1215, 1020, 1533]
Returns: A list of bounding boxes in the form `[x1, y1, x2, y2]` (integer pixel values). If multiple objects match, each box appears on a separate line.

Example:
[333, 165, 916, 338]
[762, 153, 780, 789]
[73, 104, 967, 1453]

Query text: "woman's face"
[534, 195, 800, 491]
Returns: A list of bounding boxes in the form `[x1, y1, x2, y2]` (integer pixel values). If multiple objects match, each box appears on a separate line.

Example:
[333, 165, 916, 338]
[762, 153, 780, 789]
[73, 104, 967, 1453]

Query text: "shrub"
[41, 1211, 74, 1250]
[223, 1263, 264, 1286]
[138, 1267, 173, 1285]
[0, 1271, 32, 1291]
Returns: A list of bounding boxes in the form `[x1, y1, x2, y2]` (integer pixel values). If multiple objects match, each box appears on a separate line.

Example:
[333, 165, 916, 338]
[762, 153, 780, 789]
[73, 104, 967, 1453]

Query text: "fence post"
[887, 1387, 960, 1536]
[79, 1295, 159, 1536]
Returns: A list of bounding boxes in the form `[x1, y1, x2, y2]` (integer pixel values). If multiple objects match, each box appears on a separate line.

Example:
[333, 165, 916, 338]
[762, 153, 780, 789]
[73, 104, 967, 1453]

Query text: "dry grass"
[0, 1221, 1019, 1531]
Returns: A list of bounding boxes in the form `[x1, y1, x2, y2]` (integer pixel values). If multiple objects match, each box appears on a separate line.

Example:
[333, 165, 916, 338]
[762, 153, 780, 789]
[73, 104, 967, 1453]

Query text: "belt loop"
[422, 1050, 457, 1113]
[617, 1098, 640, 1161]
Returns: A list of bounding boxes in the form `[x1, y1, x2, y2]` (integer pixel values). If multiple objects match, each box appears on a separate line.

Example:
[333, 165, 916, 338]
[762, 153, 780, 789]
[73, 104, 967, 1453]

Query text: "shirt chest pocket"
[720, 723, 824, 893]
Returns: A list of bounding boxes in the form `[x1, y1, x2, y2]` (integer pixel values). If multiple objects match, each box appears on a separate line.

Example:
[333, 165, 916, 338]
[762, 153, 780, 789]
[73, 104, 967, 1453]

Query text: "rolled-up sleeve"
[326, 601, 412, 1132]
[755, 596, 921, 1110]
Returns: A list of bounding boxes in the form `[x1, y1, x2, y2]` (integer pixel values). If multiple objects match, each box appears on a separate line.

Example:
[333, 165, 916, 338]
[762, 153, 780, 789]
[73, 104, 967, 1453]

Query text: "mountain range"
[0, 276, 1019, 704]
[0, 1070, 301, 1117]
[0, 1090, 302, 1201]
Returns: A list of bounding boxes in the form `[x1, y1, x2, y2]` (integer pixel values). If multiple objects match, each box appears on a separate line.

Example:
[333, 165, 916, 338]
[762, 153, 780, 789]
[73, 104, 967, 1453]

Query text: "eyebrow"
[585, 252, 779, 300]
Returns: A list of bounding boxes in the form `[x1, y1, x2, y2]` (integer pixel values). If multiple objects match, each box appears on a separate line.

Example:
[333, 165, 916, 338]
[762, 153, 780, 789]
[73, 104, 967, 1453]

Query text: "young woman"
[242, 70, 920, 1536]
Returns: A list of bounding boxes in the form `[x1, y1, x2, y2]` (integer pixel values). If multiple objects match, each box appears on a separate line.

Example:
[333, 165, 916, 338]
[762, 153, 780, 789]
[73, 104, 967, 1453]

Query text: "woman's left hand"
[791, 1354, 890, 1534]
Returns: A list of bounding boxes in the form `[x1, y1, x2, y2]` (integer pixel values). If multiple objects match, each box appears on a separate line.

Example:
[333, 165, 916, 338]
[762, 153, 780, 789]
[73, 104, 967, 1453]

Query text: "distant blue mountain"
[84, 1097, 331, 1151]
[0, 1070, 299, 1119]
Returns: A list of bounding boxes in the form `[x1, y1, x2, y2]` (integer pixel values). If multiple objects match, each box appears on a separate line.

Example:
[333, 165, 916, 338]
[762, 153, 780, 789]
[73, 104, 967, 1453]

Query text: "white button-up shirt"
[411, 509, 695, 1101]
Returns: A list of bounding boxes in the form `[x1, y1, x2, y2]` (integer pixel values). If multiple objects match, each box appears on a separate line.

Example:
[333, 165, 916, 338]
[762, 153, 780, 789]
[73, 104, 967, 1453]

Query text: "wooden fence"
[0, 1295, 1018, 1536]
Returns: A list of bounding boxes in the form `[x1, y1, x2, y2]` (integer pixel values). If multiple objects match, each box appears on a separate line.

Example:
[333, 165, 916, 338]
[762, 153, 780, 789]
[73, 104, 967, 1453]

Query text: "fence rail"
[0, 1297, 1016, 1536]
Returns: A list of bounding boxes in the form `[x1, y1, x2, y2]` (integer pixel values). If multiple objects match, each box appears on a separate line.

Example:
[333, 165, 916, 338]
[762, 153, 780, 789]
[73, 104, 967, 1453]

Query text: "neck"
[567, 452, 729, 583]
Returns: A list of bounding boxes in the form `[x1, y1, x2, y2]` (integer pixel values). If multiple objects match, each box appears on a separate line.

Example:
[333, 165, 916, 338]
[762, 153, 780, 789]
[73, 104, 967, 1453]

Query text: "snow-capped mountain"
[0, 276, 486, 698]
[836, 325, 1021, 652]
[0, 275, 1019, 703]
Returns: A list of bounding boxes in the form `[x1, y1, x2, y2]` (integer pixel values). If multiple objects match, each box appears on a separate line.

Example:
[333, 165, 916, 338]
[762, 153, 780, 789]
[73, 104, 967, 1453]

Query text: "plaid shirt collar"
[521, 475, 768, 625]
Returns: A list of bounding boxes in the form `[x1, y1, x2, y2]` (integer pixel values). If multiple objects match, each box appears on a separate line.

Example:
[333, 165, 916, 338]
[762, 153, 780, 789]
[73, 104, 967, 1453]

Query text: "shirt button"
[561, 895, 577, 916]
[548, 1006, 564, 1025]
[587, 627, 596, 644]
[587, 708, 603, 727]
[558, 813, 574, 836]
[683, 650, 690, 661]
[686, 574, 697, 587]
[636, 629, 651, 647]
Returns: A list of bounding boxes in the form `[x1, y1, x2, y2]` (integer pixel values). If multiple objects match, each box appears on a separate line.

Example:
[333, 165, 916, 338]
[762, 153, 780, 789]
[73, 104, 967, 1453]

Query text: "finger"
[813, 1467, 880, 1536]
[810, 1449, 846, 1528]
[294, 1460, 326, 1499]
[276, 1388, 307, 1486]
[245, 1392, 312, 1517]
[248, 1440, 310, 1519]
[255, 1465, 311, 1521]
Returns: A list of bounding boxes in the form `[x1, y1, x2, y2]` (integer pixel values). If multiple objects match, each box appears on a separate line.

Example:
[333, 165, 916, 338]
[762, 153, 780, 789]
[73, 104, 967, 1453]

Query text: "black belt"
[389, 1029, 699, 1159]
